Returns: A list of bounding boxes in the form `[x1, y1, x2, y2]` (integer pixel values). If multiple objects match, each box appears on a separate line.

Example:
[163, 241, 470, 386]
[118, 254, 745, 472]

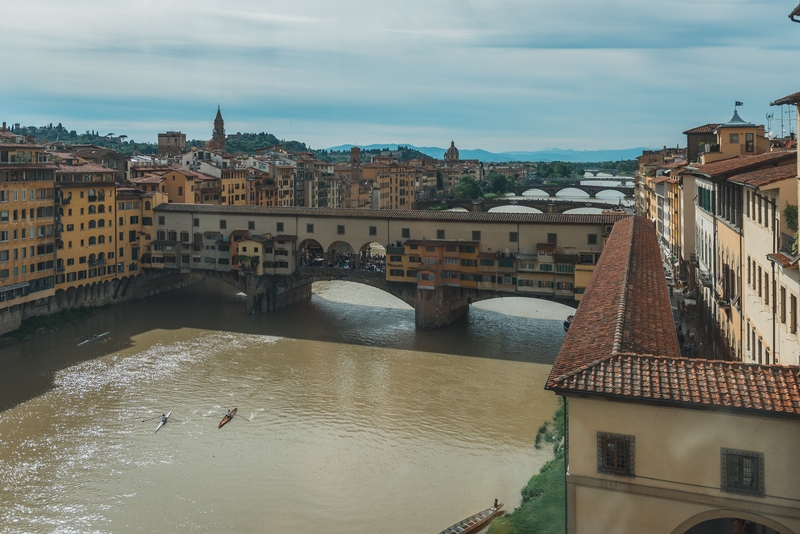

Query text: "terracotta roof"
[56, 163, 114, 174]
[129, 174, 165, 184]
[154, 204, 628, 225]
[546, 215, 800, 418]
[682, 124, 721, 135]
[768, 252, 798, 268]
[771, 91, 800, 106]
[685, 151, 796, 179]
[727, 165, 796, 188]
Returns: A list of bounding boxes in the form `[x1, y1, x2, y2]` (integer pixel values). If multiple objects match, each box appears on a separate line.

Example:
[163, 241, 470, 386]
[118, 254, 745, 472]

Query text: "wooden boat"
[218, 408, 237, 428]
[438, 502, 504, 534]
[155, 410, 172, 433]
[563, 315, 574, 332]
[78, 331, 110, 346]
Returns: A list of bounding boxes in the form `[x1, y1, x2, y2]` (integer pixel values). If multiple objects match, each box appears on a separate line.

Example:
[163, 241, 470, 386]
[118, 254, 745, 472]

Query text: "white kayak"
[155, 411, 172, 433]
[78, 331, 110, 346]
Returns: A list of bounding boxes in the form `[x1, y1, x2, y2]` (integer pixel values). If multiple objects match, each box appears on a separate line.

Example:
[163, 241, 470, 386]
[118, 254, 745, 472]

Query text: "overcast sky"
[1, 0, 798, 152]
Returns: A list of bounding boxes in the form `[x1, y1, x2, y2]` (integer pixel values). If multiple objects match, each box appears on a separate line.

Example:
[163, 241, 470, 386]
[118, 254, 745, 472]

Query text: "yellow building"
[0, 124, 58, 309]
[116, 187, 166, 273]
[54, 163, 118, 287]
[700, 110, 770, 164]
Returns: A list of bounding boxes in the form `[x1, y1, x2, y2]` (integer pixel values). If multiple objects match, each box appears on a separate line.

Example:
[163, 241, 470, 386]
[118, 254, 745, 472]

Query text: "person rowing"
[226, 410, 232, 419]
[161, 414, 167, 424]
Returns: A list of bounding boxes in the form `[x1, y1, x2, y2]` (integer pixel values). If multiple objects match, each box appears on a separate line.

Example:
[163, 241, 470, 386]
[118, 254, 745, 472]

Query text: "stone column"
[413, 285, 473, 330]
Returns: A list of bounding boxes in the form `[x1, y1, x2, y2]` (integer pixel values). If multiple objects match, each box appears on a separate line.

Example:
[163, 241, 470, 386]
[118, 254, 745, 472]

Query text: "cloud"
[0, 0, 797, 152]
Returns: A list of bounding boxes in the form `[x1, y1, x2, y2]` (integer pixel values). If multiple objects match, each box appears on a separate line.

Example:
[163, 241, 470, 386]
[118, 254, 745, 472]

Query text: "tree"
[452, 175, 482, 200]
[488, 172, 508, 194]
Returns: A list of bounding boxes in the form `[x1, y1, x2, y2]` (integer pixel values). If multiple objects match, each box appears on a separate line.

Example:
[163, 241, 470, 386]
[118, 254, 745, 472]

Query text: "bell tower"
[207, 106, 226, 151]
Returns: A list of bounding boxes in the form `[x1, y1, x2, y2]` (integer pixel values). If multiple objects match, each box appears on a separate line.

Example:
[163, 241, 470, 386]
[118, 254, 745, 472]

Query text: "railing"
[781, 232, 796, 255]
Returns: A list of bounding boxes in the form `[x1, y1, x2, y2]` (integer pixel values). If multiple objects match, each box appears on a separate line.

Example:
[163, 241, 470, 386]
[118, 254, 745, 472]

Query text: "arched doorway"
[358, 241, 385, 272]
[672, 510, 796, 534]
[298, 239, 325, 267]
[327, 240, 355, 269]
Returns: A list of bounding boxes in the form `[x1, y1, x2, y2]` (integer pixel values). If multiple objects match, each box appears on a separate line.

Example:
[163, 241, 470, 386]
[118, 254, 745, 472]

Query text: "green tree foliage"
[452, 175, 483, 200]
[784, 203, 798, 232]
[488, 171, 509, 194]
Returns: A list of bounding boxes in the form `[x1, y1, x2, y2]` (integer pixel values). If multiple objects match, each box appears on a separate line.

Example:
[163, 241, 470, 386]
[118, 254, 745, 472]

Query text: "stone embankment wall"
[0, 271, 202, 336]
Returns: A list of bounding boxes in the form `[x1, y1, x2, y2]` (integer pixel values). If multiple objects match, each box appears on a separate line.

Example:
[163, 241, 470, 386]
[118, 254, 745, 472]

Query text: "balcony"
[781, 232, 797, 255]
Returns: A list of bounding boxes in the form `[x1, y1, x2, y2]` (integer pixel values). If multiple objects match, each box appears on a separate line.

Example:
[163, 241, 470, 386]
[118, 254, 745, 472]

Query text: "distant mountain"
[323, 144, 653, 163]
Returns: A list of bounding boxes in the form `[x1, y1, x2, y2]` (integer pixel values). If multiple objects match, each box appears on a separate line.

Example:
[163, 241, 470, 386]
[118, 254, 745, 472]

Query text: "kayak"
[219, 408, 237, 428]
[78, 331, 110, 346]
[155, 410, 172, 433]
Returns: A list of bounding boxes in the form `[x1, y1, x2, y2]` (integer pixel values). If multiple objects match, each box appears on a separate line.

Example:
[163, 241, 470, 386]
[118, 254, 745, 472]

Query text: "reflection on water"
[0, 279, 570, 533]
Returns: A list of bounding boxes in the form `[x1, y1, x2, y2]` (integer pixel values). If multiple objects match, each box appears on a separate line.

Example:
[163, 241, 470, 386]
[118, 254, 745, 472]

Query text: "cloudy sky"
[1, 0, 798, 152]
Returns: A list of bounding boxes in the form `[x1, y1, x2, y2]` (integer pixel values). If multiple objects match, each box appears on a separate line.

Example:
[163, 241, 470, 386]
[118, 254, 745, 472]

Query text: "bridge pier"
[243, 274, 313, 314]
[414, 286, 474, 330]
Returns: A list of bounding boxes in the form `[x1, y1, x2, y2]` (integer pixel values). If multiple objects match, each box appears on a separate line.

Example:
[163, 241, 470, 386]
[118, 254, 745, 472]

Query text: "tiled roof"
[56, 163, 115, 174]
[771, 91, 800, 106]
[130, 174, 165, 184]
[768, 252, 798, 268]
[727, 165, 796, 188]
[155, 204, 628, 225]
[546, 215, 800, 418]
[685, 151, 796, 178]
[683, 123, 721, 135]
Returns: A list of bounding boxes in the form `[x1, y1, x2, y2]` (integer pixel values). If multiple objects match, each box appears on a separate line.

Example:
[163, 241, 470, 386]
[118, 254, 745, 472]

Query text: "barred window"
[597, 432, 635, 476]
[721, 449, 764, 497]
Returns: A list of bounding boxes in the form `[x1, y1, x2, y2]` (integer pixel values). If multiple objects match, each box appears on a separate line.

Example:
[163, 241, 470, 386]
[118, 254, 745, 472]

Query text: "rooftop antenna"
[766, 113, 774, 135]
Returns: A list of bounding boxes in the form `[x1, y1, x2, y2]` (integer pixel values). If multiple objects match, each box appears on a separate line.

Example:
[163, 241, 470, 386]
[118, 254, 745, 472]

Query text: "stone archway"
[297, 238, 324, 267]
[358, 241, 386, 273]
[671, 509, 796, 534]
[327, 240, 356, 269]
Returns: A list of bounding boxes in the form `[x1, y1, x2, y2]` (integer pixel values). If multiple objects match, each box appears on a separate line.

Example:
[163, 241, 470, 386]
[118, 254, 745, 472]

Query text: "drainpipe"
[562, 395, 569, 534]
[712, 181, 719, 359]
[770, 195, 778, 363]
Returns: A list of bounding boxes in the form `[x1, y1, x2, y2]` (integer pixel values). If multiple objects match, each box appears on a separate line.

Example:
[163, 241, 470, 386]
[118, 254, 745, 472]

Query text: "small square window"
[472, 231, 481, 241]
[721, 448, 764, 497]
[277, 222, 284, 232]
[193, 218, 199, 227]
[307, 224, 314, 233]
[437, 229, 445, 239]
[158, 216, 165, 225]
[597, 432, 635, 476]
[337, 225, 345, 235]
[369, 226, 377, 236]
[588, 234, 598, 245]
[547, 233, 557, 244]
[248, 221, 255, 231]
[509, 232, 518, 242]
[402, 228, 410, 238]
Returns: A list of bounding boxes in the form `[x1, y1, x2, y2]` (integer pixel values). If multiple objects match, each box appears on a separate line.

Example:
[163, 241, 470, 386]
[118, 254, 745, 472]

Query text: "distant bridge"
[414, 198, 624, 213]
[508, 184, 633, 198]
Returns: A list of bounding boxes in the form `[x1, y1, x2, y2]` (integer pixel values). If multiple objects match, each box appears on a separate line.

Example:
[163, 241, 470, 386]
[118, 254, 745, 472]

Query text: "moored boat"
[218, 408, 237, 428]
[438, 502, 504, 534]
[155, 410, 172, 433]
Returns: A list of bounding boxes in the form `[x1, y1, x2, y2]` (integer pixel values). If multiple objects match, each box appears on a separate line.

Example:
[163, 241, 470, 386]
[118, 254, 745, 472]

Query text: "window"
[369, 226, 377, 236]
[248, 221, 255, 231]
[337, 225, 345, 235]
[306, 224, 314, 233]
[219, 219, 227, 229]
[193, 218, 200, 227]
[472, 231, 481, 241]
[389, 269, 404, 277]
[729, 133, 739, 144]
[540, 263, 553, 272]
[158, 216, 165, 225]
[745, 133, 754, 152]
[402, 228, 410, 238]
[480, 259, 495, 267]
[129, 216, 139, 225]
[597, 432, 635, 476]
[444, 257, 458, 265]
[588, 234, 598, 245]
[792, 294, 798, 335]
[547, 233, 557, 244]
[277, 222, 284, 232]
[437, 229, 445, 239]
[509, 232, 518, 242]
[721, 449, 764, 496]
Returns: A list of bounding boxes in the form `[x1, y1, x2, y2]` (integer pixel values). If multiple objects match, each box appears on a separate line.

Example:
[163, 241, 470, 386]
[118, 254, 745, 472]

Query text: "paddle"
[141, 416, 161, 422]
[234, 413, 250, 422]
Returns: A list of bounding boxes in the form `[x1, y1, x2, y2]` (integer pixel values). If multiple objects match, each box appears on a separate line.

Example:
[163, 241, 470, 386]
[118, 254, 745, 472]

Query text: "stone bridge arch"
[670, 509, 796, 534]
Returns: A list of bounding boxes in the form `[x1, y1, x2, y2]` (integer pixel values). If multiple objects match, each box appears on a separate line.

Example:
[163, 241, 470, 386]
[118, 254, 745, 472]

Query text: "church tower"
[206, 106, 226, 151]
[444, 140, 459, 161]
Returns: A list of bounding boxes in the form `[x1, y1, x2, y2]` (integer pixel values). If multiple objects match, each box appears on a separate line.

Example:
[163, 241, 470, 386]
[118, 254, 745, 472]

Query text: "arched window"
[88, 189, 97, 202]
[89, 254, 96, 264]
[98, 205, 105, 213]
[145, 201, 151, 210]
[97, 220, 105, 228]
[88, 220, 96, 229]
[88, 236, 97, 245]
[98, 252, 105, 261]
[98, 235, 105, 244]
[58, 207, 64, 216]
[88, 205, 96, 214]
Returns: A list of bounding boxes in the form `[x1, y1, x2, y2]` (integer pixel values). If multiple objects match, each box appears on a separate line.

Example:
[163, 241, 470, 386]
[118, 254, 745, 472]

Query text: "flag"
[735, 101, 744, 107]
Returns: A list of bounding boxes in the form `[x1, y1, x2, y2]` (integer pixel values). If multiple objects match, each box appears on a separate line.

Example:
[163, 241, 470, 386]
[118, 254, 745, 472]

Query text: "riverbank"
[0, 305, 108, 347]
[487, 401, 566, 534]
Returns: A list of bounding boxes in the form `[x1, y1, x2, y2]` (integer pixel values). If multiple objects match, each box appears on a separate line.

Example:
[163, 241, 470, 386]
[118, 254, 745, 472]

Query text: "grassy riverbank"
[487, 400, 566, 534]
[0, 305, 108, 345]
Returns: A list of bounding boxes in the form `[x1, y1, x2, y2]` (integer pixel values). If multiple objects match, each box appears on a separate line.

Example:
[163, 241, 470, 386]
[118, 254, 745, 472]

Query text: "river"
[0, 278, 569, 533]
